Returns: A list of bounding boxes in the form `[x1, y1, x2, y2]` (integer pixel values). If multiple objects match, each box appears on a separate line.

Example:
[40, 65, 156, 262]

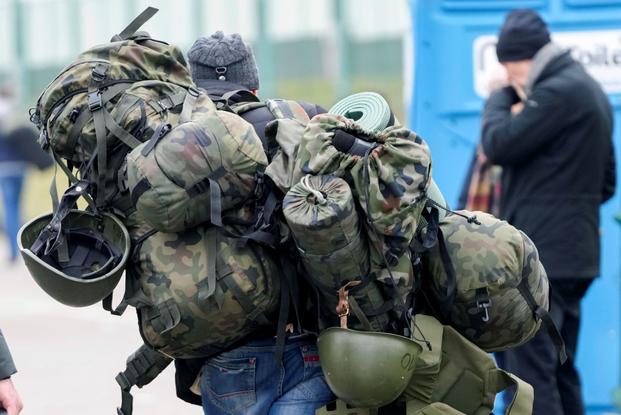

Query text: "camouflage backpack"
[30, 7, 205, 212]
[421, 210, 566, 358]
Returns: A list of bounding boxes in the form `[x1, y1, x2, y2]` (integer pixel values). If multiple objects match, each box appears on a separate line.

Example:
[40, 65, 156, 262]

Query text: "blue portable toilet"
[408, 1, 621, 413]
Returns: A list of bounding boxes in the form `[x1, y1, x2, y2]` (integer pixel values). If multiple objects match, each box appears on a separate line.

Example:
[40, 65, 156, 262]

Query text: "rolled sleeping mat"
[330, 91, 449, 218]
[329, 91, 397, 132]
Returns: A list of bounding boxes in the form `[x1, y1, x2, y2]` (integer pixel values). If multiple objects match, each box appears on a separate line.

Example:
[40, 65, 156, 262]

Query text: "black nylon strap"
[517, 278, 567, 363]
[130, 178, 152, 206]
[435, 227, 457, 311]
[114, 7, 159, 41]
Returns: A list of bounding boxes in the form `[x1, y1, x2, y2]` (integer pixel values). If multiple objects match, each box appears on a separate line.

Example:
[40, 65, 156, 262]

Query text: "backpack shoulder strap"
[265, 99, 310, 123]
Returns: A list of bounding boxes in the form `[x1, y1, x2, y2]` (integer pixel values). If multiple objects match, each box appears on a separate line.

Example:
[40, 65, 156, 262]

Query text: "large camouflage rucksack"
[420, 210, 566, 358]
[30, 8, 203, 212]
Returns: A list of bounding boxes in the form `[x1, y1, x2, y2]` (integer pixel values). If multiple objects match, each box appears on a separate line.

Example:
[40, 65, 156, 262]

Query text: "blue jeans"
[0, 175, 24, 260]
[200, 334, 335, 415]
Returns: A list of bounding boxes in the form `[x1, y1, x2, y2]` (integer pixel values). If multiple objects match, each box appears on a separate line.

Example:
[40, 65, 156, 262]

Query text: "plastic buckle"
[187, 86, 200, 98]
[91, 65, 107, 83]
[88, 92, 103, 112]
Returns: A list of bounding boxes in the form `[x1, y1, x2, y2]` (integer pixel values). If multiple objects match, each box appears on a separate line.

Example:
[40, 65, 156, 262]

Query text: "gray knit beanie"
[188, 31, 260, 90]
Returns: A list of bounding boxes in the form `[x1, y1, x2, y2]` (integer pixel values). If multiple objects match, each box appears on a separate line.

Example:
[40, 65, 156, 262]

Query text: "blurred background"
[0, 0, 619, 414]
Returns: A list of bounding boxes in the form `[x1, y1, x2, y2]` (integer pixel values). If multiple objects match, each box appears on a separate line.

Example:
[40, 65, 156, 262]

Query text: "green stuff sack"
[422, 210, 554, 352]
[402, 315, 534, 415]
[294, 114, 432, 264]
[126, 109, 267, 232]
[129, 223, 280, 358]
[283, 175, 389, 331]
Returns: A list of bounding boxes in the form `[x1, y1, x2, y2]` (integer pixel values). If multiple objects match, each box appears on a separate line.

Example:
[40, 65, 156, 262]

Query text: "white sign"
[473, 30, 621, 97]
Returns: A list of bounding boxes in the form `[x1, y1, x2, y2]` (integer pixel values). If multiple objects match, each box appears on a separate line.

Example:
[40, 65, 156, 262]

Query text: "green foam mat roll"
[329, 91, 394, 132]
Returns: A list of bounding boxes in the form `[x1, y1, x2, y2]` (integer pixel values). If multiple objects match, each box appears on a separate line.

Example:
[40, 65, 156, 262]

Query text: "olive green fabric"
[402, 315, 533, 415]
[423, 210, 548, 351]
[18, 210, 130, 307]
[317, 327, 422, 408]
[127, 108, 267, 232]
[33, 36, 194, 164]
[406, 402, 465, 415]
[283, 175, 389, 330]
[294, 114, 431, 263]
[127, 220, 281, 358]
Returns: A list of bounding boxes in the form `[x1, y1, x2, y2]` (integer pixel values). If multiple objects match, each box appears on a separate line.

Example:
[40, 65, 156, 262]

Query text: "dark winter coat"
[481, 51, 615, 279]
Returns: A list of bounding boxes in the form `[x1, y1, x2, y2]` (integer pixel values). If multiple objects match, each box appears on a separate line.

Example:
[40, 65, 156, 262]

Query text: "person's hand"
[485, 65, 509, 94]
[511, 102, 525, 115]
[0, 377, 23, 415]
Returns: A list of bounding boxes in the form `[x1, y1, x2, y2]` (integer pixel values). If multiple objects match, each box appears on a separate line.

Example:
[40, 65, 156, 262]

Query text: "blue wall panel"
[409, 0, 621, 412]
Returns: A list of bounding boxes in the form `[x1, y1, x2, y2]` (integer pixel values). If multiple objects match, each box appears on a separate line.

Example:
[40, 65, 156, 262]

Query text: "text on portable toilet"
[474, 30, 621, 97]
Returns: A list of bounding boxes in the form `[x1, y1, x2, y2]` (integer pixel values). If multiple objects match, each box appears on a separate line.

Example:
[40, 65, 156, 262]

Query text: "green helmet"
[18, 183, 130, 307]
[317, 327, 422, 408]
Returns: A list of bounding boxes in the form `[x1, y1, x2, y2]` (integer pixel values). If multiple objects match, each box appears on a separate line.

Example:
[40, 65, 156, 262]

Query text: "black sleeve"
[602, 140, 616, 203]
[481, 85, 568, 166]
[0, 329, 17, 379]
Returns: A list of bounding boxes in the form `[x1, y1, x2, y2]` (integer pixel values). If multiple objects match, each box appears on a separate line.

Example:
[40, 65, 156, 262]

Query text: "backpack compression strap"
[115, 344, 172, 415]
[111, 7, 159, 42]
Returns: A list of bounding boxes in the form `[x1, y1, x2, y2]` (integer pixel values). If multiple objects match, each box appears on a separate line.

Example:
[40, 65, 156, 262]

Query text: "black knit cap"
[496, 9, 551, 63]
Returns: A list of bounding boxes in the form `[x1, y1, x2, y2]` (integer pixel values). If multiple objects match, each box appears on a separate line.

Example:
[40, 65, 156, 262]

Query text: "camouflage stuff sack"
[421, 210, 561, 353]
[294, 114, 432, 265]
[283, 175, 389, 331]
[128, 222, 280, 358]
[126, 109, 267, 232]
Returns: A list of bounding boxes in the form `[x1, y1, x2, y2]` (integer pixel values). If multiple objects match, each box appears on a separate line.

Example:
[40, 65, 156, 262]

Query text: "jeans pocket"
[201, 356, 257, 414]
[300, 344, 323, 380]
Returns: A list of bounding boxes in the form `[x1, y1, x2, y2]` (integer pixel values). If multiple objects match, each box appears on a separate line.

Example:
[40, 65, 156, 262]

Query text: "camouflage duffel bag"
[128, 222, 281, 359]
[421, 210, 564, 355]
[126, 109, 267, 232]
[293, 114, 432, 267]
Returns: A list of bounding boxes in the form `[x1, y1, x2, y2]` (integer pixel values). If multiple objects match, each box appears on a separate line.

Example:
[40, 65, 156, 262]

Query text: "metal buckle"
[88, 92, 103, 112]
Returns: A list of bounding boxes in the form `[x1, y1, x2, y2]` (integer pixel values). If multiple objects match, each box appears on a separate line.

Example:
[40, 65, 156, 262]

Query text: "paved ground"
[0, 238, 201, 415]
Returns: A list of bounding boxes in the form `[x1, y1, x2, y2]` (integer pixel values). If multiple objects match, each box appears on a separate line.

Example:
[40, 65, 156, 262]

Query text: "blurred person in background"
[481, 9, 616, 415]
[0, 86, 51, 263]
[0, 329, 23, 415]
[172, 31, 333, 415]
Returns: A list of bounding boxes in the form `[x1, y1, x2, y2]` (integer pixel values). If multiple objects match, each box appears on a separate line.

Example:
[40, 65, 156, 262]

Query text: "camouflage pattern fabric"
[294, 114, 432, 263]
[33, 36, 194, 163]
[423, 211, 549, 351]
[126, 109, 267, 232]
[128, 220, 281, 359]
[283, 175, 389, 331]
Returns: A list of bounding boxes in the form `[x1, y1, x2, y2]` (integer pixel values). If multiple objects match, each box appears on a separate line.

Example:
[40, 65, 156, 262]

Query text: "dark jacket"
[174, 80, 326, 405]
[481, 51, 615, 279]
[0, 329, 17, 379]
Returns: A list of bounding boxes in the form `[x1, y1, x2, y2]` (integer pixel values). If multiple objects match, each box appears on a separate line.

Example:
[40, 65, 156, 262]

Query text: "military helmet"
[18, 208, 130, 307]
[317, 327, 422, 408]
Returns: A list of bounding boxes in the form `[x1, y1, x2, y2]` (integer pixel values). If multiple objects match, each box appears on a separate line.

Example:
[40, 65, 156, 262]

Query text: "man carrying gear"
[175, 31, 334, 415]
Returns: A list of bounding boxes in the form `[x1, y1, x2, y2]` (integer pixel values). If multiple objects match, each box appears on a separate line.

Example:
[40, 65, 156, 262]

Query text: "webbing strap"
[179, 87, 199, 123]
[115, 344, 172, 415]
[435, 227, 457, 312]
[104, 109, 143, 149]
[113, 7, 159, 41]
[516, 278, 567, 363]
[492, 369, 534, 415]
[197, 229, 218, 301]
[348, 296, 373, 331]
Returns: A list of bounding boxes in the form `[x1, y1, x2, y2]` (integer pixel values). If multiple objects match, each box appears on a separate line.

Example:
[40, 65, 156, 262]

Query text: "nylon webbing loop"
[517, 278, 567, 363]
[179, 87, 199, 123]
[113, 7, 159, 41]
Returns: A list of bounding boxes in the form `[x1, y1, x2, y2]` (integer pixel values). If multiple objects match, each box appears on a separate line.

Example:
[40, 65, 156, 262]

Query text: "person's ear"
[251, 89, 258, 96]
